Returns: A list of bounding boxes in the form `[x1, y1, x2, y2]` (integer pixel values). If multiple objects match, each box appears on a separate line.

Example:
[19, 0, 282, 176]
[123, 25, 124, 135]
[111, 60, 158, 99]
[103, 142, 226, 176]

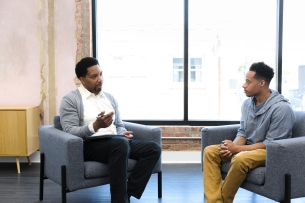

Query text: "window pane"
[191, 58, 202, 67]
[97, 0, 184, 120]
[173, 58, 183, 67]
[282, 0, 305, 111]
[190, 58, 202, 82]
[188, 0, 277, 120]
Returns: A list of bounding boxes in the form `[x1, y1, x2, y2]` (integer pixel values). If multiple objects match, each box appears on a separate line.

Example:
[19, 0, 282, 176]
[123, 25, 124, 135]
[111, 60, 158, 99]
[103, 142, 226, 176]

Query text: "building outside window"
[173, 58, 183, 82]
[172, 58, 202, 83]
[190, 58, 202, 83]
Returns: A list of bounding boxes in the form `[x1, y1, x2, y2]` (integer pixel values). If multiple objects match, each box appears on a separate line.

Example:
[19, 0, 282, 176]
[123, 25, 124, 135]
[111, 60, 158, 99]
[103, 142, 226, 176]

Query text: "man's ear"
[79, 77, 85, 84]
[260, 79, 266, 87]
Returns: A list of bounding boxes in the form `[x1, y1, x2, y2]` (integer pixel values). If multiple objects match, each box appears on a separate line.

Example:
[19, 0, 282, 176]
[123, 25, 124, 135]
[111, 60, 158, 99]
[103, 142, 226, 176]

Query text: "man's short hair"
[75, 57, 99, 78]
[249, 62, 274, 84]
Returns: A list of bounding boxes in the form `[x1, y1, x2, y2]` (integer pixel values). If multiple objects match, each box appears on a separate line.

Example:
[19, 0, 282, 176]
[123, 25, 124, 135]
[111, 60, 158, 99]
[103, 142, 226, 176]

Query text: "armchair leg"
[61, 165, 67, 203]
[280, 174, 291, 203]
[39, 153, 45, 201]
[158, 171, 162, 198]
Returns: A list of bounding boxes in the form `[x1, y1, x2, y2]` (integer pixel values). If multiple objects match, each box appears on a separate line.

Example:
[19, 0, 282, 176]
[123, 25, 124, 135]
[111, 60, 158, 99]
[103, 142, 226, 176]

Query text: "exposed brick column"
[75, 0, 91, 86]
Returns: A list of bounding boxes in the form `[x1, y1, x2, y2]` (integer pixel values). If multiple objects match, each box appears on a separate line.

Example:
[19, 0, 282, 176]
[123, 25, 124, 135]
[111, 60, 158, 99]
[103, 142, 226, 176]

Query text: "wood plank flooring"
[1, 163, 305, 203]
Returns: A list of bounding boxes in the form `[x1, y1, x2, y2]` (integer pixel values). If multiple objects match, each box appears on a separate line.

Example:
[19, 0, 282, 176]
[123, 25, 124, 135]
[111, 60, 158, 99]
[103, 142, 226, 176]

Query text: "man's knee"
[149, 142, 162, 158]
[204, 145, 219, 157]
[112, 137, 130, 152]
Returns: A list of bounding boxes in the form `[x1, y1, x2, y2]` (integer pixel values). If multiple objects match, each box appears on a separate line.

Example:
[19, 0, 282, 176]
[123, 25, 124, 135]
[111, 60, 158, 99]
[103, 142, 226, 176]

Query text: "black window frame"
[91, 0, 284, 126]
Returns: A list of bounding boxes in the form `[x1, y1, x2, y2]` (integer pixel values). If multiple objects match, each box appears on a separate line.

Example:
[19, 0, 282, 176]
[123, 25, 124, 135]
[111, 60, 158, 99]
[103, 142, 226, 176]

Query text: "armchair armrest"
[201, 124, 239, 170]
[123, 121, 162, 173]
[263, 137, 305, 200]
[201, 124, 239, 149]
[123, 121, 161, 144]
[38, 125, 85, 191]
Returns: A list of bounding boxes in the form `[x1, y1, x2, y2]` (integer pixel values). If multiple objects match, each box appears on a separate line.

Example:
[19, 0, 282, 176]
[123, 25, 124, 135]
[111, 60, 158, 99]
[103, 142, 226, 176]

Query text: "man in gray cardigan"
[203, 62, 295, 203]
[60, 57, 161, 203]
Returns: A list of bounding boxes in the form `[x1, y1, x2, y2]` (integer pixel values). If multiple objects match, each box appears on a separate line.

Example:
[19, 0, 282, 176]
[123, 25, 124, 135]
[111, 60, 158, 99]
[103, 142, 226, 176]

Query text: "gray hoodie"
[59, 89, 127, 139]
[236, 89, 295, 146]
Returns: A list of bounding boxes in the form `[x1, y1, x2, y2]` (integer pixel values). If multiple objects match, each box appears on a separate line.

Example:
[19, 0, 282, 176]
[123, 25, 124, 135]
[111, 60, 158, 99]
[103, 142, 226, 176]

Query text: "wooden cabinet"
[0, 106, 40, 173]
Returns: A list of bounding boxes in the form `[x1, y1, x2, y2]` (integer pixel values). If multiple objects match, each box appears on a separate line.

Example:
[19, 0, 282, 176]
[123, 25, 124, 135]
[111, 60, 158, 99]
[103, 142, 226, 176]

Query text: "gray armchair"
[39, 116, 162, 203]
[201, 111, 305, 203]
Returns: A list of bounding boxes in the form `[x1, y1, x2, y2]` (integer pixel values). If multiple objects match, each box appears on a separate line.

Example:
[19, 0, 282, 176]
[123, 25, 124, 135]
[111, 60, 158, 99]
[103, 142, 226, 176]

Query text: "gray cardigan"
[237, 89, 296, 146]
[59, 89, 126, 139]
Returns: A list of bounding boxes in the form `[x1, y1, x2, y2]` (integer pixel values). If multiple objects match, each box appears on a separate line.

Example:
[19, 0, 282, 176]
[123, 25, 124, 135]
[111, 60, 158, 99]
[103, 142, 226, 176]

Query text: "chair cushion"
[221, 161, 266, 185]
[84, 159, 137, 178]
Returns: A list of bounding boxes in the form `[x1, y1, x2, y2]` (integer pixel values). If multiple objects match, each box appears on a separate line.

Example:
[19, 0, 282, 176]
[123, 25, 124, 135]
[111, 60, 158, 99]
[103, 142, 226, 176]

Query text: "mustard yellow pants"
[203, 145, 266, 203]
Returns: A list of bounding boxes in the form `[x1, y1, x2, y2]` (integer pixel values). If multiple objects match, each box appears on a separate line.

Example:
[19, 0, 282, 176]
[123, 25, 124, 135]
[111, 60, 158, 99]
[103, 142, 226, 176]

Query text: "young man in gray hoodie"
[203, 62, 295, 203]
[59, 57, 161, 203]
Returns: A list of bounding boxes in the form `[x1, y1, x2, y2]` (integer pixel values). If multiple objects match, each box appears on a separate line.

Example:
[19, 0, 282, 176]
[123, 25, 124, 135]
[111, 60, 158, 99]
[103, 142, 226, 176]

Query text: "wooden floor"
[1, 163, 305, 203]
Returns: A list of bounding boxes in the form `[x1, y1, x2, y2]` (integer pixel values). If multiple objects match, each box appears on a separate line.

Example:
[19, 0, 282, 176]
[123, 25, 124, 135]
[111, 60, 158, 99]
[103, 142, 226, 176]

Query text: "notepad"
[84, 134, 125, 140]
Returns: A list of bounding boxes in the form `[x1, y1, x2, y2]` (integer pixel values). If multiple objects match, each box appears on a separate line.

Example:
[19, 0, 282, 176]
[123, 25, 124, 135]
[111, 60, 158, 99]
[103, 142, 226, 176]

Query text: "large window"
[96, 0, 184, 120]
[188, 0, 276, 120]
[282, 0, 305, 111]
[93, 0, 304, 125]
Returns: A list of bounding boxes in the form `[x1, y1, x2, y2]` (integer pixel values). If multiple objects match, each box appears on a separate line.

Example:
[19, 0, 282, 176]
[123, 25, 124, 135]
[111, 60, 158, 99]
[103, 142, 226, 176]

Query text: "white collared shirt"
[78, 84, 117, 135]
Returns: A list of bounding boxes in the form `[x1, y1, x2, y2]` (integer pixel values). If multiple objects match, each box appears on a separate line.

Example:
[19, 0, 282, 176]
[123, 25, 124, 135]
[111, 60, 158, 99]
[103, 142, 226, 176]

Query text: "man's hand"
[223, 140, 240, 154]
[93, 111, 114, 131]
[124, 131, 133, 141]
[219, 140, 233, 158]
[219, 140, 241, 158]
[219, 136, 265, 158]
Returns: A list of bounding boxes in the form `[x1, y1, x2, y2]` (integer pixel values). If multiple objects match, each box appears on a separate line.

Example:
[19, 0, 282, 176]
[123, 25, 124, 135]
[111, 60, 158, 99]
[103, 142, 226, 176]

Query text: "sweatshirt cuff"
[88, 123, 96, 133]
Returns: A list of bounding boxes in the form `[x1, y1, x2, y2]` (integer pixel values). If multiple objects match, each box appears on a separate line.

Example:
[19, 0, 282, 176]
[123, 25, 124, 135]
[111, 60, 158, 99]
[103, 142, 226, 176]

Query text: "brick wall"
[159, 126, 204, 151]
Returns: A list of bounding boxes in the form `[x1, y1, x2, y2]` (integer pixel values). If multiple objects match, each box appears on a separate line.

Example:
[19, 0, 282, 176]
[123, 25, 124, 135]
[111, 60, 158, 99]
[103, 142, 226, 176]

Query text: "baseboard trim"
[162, 151, 201, 163]
[0, 151, 201, 163]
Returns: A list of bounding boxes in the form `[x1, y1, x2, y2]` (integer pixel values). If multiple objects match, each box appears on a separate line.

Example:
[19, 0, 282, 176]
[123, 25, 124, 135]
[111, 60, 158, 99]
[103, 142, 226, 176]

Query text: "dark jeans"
[83, 136, 161, 203]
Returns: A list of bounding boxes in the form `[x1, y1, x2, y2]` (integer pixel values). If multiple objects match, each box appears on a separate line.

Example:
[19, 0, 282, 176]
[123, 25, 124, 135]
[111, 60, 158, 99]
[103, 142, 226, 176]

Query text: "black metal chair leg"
[61, 165, 67, 203]
[158, 171, 162, 198]
[280, 174, 291, 203]
[39, 153, 45, 201]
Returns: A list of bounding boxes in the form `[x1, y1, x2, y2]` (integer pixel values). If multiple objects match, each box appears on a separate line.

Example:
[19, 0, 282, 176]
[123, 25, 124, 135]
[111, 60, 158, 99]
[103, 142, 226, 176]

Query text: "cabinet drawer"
[0, 111, 27, 155]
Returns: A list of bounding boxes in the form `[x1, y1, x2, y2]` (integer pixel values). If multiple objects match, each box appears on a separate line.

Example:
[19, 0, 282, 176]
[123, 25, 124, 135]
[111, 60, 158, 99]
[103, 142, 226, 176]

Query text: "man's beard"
[94, 88, 101, 93]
